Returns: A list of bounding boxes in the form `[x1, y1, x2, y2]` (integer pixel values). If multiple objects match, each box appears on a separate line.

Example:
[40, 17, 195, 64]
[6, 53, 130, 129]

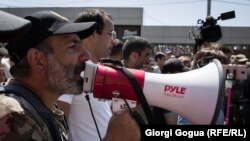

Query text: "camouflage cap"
[235, 54, 248, 63]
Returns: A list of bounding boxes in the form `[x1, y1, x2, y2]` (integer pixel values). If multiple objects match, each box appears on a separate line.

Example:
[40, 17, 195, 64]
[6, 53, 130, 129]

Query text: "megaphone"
[83, 59, 224, 124]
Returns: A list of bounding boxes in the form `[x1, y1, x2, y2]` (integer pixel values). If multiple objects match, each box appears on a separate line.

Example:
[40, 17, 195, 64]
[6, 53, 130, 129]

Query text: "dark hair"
[122, 36, 152, 60]
[211, 43, 233, 54]
[75, 9, 111, 34]
[110, 39, 123, 56]
[154, 52, 166, 62]
[178, 55, 192, 67]
[162, 58, 189, 74]
[192, 47, 229, 70]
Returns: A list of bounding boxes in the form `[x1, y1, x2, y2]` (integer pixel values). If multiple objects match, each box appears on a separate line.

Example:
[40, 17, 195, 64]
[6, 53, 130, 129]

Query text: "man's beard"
[46, 55, 85, 95]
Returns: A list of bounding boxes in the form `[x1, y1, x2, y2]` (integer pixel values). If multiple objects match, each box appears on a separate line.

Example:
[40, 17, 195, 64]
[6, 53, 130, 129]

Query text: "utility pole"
[207, 0, 211, 16]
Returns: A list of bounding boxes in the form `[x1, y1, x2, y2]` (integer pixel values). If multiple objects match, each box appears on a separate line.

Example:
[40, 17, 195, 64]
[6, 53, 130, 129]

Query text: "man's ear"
[127, 52, 138, 65]
[26, 48, 47, 74]
[88, 31, 97, 40]
[82, 32, 95, 43]
[130, 52, 139, 60]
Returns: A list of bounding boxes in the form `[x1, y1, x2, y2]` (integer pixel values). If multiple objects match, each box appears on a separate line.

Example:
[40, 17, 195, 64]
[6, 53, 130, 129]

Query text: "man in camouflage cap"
[234, 54, 249, 64]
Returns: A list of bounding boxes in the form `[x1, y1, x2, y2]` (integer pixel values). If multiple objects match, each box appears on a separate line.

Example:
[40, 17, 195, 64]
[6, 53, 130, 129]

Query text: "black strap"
[121, 67, 155, 125]
[2, 84, 62, 141]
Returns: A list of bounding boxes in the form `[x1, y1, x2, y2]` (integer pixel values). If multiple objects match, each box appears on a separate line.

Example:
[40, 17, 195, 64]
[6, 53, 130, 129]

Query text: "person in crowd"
[153, 51, 166, 73]
[121, 36, 153, 123]
[178, 47, 229, 125]
[232, 54, 249, 65]
[77, 9, 116, 62]
[231, 54, 250, 124]
[122, 36, 156, 73]
[0, 10, 140, 141]
[212, 43, 233, 61]
[227, 54, 249, 124]
[109, 39, 123, 60]
[122, 36, 152, 70]
[162, 58, 190, 73]
[163, 48, 173, 60]
[0, 47, 9, 82]
[57, 9, 117, 141]
[178, 55, 192, 68]
[153, 58, 189, 125]
[239, 61, 250, 124]
[0, 47, 13, 79]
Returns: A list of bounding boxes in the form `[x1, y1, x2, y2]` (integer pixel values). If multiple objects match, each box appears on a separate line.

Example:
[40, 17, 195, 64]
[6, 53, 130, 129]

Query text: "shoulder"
[0, 94, 50, 141]
[152, 66, 161, 73]
[0, 94, 24, 118]
[0, 112, 49, 141]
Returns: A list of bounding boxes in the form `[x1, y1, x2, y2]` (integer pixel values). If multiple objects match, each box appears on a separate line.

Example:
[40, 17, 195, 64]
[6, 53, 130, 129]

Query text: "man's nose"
[111, 38, 117, 46]
[79, 47, 91, 61]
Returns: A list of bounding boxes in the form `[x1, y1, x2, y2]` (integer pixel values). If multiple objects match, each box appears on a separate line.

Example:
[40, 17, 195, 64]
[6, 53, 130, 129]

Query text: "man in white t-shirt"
[153, 51, 167, 73]
[58, 9, 116, 141]
[1, 57, 13, 79]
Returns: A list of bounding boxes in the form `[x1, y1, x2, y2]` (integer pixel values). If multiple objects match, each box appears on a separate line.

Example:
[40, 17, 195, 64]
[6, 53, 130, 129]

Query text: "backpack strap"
[120, 67, 155, 125]
[99, 58, 155, 125]
[2, 84, 62, 141]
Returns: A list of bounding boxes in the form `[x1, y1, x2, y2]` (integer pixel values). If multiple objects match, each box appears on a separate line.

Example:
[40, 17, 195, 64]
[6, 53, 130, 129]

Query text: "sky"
[0, 0, 250, 27]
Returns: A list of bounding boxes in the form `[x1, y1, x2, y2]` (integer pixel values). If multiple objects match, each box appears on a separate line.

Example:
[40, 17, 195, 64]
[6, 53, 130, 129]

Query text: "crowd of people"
[0, 8, 249, 141]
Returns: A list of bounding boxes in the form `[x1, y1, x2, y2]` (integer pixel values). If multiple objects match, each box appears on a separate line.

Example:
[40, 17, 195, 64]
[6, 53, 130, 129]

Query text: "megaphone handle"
[122, 98, 146, 125]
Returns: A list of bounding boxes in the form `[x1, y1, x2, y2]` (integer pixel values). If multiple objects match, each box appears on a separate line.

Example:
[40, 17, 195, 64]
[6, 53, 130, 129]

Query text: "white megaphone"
[82, 59, 224, 125]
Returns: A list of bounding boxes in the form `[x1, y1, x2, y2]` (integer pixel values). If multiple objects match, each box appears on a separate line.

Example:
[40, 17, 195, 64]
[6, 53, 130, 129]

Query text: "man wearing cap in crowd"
[0, 10, 140, 141]
[232, 54, 250, 124]
[163, 48, 174, 60]
[233, 54, 249, 64]
[153, 51, 166, 73]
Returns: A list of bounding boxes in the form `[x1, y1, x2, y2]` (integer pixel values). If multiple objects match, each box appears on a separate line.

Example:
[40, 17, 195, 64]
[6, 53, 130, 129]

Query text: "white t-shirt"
[58, 94, 73, 104]
[152, 65, 161, 73]
[59, 93, 112, 141]
[1, 58, 13, 79]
